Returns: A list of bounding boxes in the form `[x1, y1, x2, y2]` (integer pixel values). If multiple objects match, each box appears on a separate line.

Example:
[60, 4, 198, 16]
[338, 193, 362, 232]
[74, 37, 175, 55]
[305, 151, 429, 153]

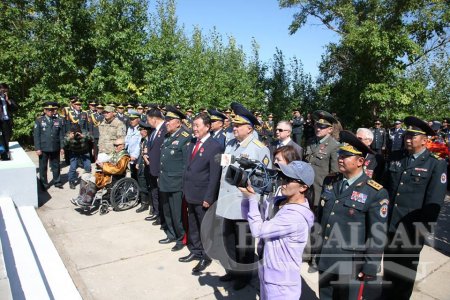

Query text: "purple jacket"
[246, 194, 314, 291]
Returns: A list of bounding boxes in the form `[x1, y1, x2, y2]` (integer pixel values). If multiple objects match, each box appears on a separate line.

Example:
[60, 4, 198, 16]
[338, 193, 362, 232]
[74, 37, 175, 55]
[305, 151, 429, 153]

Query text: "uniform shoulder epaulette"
[367, 179, 383, 190]
[252, 139, 264, 148]
[430, 152, 443, 160]
[181, 131, 190, 138]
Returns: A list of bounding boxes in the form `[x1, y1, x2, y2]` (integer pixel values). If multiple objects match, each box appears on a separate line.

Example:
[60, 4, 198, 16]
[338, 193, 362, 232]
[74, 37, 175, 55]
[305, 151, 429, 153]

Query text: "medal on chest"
[351, 191, 367, 204]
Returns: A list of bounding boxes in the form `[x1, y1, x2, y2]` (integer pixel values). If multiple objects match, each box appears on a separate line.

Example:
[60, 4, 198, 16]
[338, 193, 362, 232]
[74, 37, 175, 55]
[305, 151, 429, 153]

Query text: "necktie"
[340, 179, 349, 195]
[149, 129, 157, 145]
[191, 140, 201, 159]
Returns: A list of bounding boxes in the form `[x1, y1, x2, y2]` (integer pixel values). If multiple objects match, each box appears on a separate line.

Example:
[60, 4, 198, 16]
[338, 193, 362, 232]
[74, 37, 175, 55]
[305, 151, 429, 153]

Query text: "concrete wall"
[0, 142, 38, 207]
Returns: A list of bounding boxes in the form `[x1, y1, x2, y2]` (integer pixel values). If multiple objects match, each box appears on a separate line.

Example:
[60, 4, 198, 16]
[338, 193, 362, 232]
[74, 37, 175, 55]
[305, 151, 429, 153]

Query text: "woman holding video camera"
[239, 161, 315, 300]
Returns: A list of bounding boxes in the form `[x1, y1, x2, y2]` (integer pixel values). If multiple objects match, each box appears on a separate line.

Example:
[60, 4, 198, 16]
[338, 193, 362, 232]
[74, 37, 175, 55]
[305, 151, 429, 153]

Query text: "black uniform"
[383, 148, 447, 299]
[363, 153, 385, 181]
[387, 127, 405, 160]
[34, 115, 64, 189]
[370, 127, 386, 155]
[159, 127, 190, 246]
[318, 173, 389, 299]
[317, 130, 389, 300]
[292, 116, 304, 146]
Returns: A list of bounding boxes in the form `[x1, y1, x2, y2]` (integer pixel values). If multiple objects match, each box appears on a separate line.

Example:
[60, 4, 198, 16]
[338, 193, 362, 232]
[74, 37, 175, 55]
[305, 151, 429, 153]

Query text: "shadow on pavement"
[197, 273, 258, 299]
[433, 195, 450, 256]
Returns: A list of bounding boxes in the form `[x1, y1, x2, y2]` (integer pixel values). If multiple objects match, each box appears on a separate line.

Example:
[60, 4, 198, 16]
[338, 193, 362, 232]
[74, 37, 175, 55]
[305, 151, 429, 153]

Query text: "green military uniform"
[317, 130, 389, 300]
[305, 135, 340, 207]
[159, 107, 191, 248]
[382, 116, 448, 300]
[34, 102, 64, 189]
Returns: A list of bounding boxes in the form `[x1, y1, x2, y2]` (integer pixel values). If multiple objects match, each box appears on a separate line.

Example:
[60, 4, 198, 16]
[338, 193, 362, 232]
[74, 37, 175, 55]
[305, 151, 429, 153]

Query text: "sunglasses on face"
[279, 174, 303, 185]
[276, 128, 289, 132]
[113, 143, 124, 147]
[315, 124, 330, 129]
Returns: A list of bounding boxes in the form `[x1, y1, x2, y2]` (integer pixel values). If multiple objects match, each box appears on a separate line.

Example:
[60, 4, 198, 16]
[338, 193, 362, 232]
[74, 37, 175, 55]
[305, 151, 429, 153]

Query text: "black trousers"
[130, 163, 138, 180]
[292, 133, 302, 146]
[137, 164, 150, 205]
[223, 218, 255, 282]
[38, 151, 61, 187]
[382, 233, 423, 300]
[319, 271, 382, 300]
[148, 174, 161, 216]
[0, 120, 12, 159]
[187, 203, 208, 258]
[161, 191, 185, 245]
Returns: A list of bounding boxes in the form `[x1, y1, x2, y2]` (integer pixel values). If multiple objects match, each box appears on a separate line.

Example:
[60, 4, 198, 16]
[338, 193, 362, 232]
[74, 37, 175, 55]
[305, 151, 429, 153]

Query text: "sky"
[167, 0, 339, 79]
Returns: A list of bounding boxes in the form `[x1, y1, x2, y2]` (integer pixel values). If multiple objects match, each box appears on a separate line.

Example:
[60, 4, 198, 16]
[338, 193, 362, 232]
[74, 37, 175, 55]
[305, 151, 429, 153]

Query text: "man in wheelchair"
[72, 138, 131, 207]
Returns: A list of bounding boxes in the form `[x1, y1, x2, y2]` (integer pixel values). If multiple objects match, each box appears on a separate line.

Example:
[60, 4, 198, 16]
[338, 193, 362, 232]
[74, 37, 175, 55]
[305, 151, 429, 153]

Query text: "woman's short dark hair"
[273, 145, 301, 163]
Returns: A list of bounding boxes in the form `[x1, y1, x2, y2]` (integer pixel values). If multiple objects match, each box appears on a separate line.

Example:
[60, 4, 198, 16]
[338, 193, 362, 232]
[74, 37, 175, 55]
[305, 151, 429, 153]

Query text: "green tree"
[280, 0, 450, 127]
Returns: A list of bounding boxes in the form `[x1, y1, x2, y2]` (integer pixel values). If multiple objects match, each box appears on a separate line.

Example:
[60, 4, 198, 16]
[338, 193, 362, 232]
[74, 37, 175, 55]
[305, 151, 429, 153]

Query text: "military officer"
[34, 102, 65, 190]
[263, 113, 275, 144]
[207, 108, 227, 150]
[382, 116, 448, 300]
[136, 103, 147, 122]
[183, 107, 194, 132]
[62, 96, 88, 133]
[116, 104, 130, 129]
[387, 120, 405, 161]
[370, 120, 386, 155]
[254, 112, 264, 141]
[291, 108, 304, 146]
[215, 102, 272, 291]
[317, 130, 389, 300]
[158, 105, 191, 252]
[87, 100, 103, 162]
[304, 110, 340, 208]
[304, 110, 340, 272]
[135, 121, 151, 214]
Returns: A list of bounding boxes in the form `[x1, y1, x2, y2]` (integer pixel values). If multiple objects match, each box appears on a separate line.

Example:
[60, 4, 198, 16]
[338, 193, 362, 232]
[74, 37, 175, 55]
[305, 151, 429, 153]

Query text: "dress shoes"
[69, 181, 76, 189]
[152, 219, 161, 226]
[192, 259, 211, 273]
[136, 204, 149, 213]
[171, 244, 185, 252]
[233, 280, 248, 291]
[308, 260, 318, 273]
[54, 183, 63, 189]
[178, 253, 199, 263]
[219, 273, 234, 282]
[145, 214, 159, 221]
[158, 237, 174, 244]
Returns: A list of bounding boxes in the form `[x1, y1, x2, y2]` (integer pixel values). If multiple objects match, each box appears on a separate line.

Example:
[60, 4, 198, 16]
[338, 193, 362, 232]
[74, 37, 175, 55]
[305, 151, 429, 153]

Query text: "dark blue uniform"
[211, 128, 226, 150]
[292, 116, 304, 146]
[318, 173, 389, 300]
[370, 127, 386, 155]
[34, 115, 64, 189]
[387, 127, 405, 160]
[383, 149, 447, 299]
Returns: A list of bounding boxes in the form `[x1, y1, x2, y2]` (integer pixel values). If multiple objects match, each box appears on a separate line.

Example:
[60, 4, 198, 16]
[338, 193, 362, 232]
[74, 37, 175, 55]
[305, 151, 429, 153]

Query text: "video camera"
[224, 155, 278, 195]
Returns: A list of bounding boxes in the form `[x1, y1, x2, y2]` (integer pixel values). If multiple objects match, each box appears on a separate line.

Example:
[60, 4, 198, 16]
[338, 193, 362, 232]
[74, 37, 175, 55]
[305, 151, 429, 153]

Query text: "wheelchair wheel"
[110, 177, 139, 211]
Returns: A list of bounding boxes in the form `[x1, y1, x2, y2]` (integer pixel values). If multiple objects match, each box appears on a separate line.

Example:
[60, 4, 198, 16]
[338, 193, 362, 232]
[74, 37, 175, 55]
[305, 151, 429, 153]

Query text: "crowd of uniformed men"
[32, 95, 449, 299]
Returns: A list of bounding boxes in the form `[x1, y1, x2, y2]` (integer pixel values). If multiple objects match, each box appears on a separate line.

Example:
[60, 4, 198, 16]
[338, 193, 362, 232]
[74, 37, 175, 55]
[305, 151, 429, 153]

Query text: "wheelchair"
[78, 176, 140, 215]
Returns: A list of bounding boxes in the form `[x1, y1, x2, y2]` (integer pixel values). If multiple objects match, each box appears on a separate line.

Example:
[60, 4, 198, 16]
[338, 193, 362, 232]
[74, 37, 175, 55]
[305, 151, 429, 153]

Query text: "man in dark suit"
[140, 108, 167, 224]
[370, 120, 387, 155]
[179, 113, 223, 273]
[270, 120, 303, 159]
[0, 83, 18, 160]
[291, 108, 304, 146]
[207, 109, 227, 150]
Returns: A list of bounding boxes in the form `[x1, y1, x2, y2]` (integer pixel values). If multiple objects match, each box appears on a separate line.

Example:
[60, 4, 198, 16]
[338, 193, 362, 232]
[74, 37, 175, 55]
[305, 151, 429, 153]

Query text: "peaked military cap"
[339, 130, 374, 157]
[230, 102, 260, 126]
[312, 110, 337, 127]
[268, 113, 273, 118]
[165, 105, 186, 120]
[107, 102, 116, 108]
[207, 109, 227, 122]
[116, 103, 125, 109]
[136, 103, 144, 109]
[186, 108, 193, 113]
[69, 96, 79, 103]
[404, 116, 436, 136]
[128, 110, 140, 119]
[138, 121, 152, 130]
[43, 101, 59, 109]
[96, 103, 104, 109]
[88, 99, 98, 106]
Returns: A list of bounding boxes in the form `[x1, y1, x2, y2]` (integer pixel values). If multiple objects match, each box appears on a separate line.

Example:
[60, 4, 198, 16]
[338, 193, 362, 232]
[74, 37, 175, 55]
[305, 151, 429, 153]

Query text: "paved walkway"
[28, 152, 450, 299]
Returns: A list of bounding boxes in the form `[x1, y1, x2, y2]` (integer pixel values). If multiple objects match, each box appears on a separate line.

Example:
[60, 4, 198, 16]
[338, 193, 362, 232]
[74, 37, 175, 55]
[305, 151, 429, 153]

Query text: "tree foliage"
[280, 0, 449, 128]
